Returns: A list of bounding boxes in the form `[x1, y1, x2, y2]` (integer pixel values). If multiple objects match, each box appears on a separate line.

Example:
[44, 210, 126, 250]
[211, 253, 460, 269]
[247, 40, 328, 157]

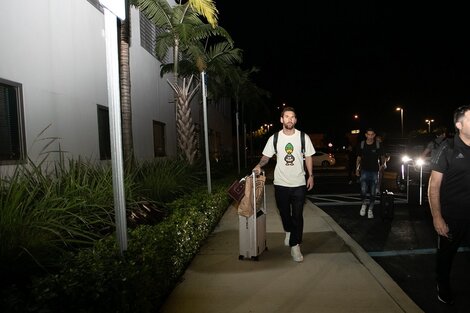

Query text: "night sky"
[216, 1, 470, 140]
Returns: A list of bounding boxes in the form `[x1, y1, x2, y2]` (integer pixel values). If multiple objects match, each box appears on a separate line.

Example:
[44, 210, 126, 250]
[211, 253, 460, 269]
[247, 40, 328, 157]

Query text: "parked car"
[312, 151, 336, 167]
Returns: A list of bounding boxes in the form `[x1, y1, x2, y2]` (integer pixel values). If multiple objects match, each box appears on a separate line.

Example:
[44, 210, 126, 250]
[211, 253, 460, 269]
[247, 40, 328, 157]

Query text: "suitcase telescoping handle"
[252, 170, 258, 252]
[251, 171, 258, 219]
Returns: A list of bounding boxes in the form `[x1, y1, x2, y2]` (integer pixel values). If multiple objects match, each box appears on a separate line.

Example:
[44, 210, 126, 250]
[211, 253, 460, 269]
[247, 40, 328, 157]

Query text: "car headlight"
[401, 155, 412, 163]
[415, 158, 425, 166]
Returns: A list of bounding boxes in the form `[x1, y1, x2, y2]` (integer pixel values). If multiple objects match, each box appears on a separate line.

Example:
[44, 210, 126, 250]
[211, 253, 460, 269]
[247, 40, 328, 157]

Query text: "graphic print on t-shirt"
[284, 142, 295, 166]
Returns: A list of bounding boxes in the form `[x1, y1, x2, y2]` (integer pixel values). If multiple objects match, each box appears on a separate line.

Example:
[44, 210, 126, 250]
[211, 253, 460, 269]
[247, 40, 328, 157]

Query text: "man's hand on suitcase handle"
[253, 156, 270, 175]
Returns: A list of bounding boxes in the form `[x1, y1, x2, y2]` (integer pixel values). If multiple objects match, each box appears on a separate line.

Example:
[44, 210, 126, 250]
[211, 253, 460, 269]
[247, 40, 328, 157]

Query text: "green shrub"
[21, 186, 231, 313]
[0, 151, 235, 312]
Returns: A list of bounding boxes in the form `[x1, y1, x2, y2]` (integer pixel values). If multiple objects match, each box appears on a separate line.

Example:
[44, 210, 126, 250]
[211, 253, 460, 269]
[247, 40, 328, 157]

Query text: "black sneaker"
[437, 283, 454, 305]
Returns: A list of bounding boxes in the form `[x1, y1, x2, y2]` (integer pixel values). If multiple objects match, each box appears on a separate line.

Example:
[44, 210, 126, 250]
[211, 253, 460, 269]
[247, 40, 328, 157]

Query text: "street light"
[416, 158, 425, 205]
[351, 114, 360, 134]
[396, 107, 404, 137]
[264, 123, 273, 133]
[425, 119, 434, 133]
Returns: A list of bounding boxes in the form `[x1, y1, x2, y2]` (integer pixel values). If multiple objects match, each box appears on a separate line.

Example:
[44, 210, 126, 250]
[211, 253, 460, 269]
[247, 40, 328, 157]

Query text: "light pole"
[396, 107, 404, 137]
[264, 123, 273, 132]
[425, 119, 434, 133]
[351, 114, 360, 134]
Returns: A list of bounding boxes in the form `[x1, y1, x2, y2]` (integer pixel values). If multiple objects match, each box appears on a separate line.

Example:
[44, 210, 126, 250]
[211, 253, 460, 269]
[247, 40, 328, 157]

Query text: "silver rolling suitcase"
[238, 171, 267, 261]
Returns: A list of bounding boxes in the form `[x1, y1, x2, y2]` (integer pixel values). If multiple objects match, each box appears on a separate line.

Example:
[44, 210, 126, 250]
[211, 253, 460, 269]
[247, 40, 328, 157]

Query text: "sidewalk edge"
[309, 202, 425, 313]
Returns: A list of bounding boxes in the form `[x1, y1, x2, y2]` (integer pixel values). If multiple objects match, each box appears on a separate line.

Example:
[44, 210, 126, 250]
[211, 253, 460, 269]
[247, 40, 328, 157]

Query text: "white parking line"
[369, 247, 470, 257]
[307, 193, 408, 206]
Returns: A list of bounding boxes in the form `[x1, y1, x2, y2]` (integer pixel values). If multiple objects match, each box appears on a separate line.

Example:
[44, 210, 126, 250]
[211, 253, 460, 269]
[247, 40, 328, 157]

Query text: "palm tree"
[238, 76, 271, 167]
[131, 0, 228, 164]
[162, 41, 242, 164]
[220, 66, 270, 172]
[185, 41, 243, 162]
[118, 1, 134, 169]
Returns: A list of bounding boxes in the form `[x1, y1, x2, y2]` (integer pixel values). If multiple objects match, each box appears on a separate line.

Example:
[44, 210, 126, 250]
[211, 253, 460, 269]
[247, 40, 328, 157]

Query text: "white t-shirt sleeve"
[262, 134, 276, 158]
[304, 135, 316, 157]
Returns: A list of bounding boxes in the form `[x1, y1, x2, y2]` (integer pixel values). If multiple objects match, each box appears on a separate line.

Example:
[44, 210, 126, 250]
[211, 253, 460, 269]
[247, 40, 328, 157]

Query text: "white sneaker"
[359, 204, 367, 216]
[284, 232, 290, 246]
[291, 244, 303, 262]
[368, 209, 374, 219]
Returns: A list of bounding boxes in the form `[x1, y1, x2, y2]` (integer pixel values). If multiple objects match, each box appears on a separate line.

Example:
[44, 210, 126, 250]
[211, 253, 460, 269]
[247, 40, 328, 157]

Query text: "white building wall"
[0, 0, 233, 172]
[0, 0, 107, 163]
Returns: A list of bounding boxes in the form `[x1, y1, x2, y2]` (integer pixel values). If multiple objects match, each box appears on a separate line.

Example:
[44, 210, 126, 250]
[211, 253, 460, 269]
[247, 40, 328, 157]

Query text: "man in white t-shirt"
[253, 107, 315, 262]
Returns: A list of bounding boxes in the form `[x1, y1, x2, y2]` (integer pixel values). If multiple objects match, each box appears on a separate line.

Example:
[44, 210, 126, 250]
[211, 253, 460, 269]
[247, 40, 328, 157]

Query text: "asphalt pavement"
[310, 166, 470, 313]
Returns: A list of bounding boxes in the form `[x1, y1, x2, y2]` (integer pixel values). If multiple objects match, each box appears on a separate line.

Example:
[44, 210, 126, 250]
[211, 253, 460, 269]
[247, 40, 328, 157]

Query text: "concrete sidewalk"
[160, 183, 424, 313]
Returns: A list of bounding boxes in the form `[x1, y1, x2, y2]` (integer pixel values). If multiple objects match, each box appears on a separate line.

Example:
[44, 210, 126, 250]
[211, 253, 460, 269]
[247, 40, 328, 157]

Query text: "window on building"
[0, 78, 26, 164]
[97, 105, 111, 160]
[153, 121, 166, 157]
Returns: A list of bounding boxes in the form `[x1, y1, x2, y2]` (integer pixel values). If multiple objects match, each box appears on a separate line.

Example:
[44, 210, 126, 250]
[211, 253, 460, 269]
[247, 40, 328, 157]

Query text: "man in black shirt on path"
[355, 128, 386, 219]
[428, 105, 470, 305]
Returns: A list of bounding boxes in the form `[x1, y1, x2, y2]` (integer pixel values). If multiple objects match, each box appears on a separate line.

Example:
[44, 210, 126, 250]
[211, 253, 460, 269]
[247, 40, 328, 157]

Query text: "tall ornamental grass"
[0, 158, 139, 284]
[135, 158, 202, 203]
[0, 156, 206, 286]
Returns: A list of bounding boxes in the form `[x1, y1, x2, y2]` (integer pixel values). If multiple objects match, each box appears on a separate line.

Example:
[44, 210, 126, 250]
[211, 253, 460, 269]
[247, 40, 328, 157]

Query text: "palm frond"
[131, 0, 173, 28]
[188, 0, 219, 28]
[155, 32, 175, 61]
[207, 43, 242, 66]
[192, 24, 233, 46]
[172, 3, 201, 25]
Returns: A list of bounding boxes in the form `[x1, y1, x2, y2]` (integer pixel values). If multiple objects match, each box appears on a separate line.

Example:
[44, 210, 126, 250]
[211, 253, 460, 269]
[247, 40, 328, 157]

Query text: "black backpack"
[360, 140, 380, 150]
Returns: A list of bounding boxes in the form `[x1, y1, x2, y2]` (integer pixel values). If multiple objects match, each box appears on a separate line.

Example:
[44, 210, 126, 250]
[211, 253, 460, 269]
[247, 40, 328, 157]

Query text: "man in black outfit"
[428, 105, 470, 305]
[355, 128, 386, 219]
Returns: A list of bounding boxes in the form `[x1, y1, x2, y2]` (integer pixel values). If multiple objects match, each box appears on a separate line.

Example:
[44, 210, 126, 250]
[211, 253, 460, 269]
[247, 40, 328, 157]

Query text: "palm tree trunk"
[118, 3, 134, 169]
[168, 76, 199, 165]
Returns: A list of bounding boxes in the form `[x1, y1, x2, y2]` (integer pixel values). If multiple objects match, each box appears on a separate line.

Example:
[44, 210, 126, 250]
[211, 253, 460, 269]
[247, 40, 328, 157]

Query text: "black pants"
[274, 185, 306, 246]
[436, 218, 470, 286]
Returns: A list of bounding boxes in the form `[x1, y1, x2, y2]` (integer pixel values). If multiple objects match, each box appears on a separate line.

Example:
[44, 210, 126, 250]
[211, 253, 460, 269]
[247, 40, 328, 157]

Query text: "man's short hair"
[281, 106, 296, 117]
[454, 105, 470, 124]
[453, 105, 470, 133]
